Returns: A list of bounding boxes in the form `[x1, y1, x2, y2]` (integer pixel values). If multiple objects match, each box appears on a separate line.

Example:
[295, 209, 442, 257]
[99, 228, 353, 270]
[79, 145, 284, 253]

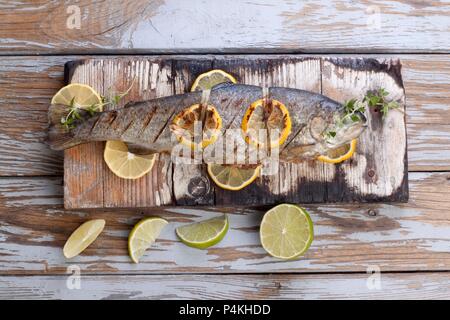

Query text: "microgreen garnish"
[363, 88, 400, 118]
[325, 131, 337, 139]
[342, 99, 366, 124]
[60, 79, 135, 130]
[103, 77, 136, 108]
[61, 97, 81, 129]
[324, 88, 400, 141]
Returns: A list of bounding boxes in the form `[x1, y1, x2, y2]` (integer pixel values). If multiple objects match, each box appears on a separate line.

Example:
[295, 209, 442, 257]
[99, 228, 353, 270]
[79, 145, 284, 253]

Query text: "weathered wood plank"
[0, 54, 449, 176]
[1, 272, 449, 300]
[66, 57, 408, 206]
[211, 57, 325, 205]
[64, 60, 105, 208]
[0, 57, 70, 176]
[172, 59, 215, 205]
[0, 1, 449, 54]
[322, 58, 408, 201]
[0, 172, 449, 274]
[65, 59, 175, 209]
[402, 55, 450, 125]
[408, 123, 450, 171]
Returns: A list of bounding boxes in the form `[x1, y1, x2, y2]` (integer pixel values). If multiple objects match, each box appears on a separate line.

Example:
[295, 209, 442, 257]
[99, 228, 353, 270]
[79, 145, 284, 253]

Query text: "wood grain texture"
[0, 172, 449, 275]
[65, 59, 175, 208]
[1, 0, 449, 301]
[322, 58, 408, 200]
[65, 56, 408, 207]
[0, 54, 448, 177]
[1, 272, 449, 300]
[172, 59, 215, 205]
[0, 1, 449, 54]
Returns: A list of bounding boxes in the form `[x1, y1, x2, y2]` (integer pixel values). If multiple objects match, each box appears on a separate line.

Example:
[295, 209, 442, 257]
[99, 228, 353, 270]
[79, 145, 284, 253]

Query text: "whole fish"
[47, 84, 366, 163]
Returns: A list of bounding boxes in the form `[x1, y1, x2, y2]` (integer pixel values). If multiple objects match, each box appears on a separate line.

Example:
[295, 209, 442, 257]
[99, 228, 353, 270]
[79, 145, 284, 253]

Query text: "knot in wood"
[187, 176, 210, 198]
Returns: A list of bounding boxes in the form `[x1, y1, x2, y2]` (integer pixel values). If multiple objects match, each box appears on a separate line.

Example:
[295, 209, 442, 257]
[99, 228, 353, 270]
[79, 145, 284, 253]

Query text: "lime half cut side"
[260, 204, 313, 260]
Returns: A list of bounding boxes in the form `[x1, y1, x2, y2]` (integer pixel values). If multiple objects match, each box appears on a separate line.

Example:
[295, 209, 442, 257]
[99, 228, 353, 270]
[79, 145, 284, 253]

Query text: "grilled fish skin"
[47, 84, 366, 163]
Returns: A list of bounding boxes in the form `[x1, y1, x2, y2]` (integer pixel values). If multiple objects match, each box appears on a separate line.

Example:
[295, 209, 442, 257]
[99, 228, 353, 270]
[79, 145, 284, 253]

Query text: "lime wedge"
[63, 219, 105, 259]
[128, 217, 168, 263]
[260, 204, 313, 260]
[176, 215, 229, 249]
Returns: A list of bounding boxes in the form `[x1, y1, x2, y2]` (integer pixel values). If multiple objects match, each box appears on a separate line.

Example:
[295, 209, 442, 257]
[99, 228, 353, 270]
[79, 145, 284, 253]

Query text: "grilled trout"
[47, 84, 366, 163]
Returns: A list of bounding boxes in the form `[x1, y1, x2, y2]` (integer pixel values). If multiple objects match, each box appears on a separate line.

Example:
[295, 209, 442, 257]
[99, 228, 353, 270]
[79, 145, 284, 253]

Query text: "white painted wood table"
[0, 1, 449, 300]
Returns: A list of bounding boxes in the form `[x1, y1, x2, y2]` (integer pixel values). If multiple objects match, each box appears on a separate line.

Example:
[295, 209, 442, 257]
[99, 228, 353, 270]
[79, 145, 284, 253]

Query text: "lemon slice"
[260, 204, 314, 260]
[104, 141, 156, 179]
[241, 99, 292, 149]
[128, 217, 168, 263]
[318, 139, 357, 164]
[207, 164, 261, 191]
[63, 219, 105, 259]
[176, 215, 229, 249]
[191, 69, 237, 92]
[51, 83, 103, 110]
[171, 104, 222, 150]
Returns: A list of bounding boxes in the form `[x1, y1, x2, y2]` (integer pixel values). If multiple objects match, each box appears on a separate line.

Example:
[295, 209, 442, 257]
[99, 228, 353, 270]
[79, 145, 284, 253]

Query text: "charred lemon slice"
[241, 99, 291, 149]
[171, 104, 222, 150]
[51, 83, 103, 110]
[104, 141, 156, 179]
[318, 139, 357, 164]
[191, 69, 237, 92]
[207, 164, 261, 191]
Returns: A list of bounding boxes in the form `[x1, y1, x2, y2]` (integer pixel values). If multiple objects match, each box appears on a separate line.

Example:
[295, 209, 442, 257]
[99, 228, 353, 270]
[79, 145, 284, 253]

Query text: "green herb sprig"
[325, 88, 401, 141]
[363, 88, 400, 118]
[326, 99, 366, 140]
[60, 79, 135, 130]
[61, 97, 82, 130]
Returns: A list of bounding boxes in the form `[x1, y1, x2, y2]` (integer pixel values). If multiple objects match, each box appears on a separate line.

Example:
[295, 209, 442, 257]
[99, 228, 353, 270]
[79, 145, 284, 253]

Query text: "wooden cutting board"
[63, 56, 408, 209]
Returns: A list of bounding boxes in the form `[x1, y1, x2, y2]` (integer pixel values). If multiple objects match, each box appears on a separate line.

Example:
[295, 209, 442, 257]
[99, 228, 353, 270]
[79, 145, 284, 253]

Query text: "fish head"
[310, 100, 367, 154]
[322, 108, 367, 150]
[283, 99, 367, 161]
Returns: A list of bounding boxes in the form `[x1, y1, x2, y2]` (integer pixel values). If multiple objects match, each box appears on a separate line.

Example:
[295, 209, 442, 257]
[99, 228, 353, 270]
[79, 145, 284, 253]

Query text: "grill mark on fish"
[138, 106, 157, 137]
[120, 118, 136, 137]
[47, 84, 367, 162]
[226, 97, 245, 130]
[281, 123, 307, 152]
[153, 108, 176, 143]
[89, 116, 101, 135]
[107, 111, 118, 126]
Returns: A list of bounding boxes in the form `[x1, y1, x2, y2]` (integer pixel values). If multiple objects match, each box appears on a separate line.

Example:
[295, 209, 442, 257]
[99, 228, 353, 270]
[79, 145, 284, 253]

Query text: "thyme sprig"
[363, 88, 400, 118]
[60, 79, 135, 130]
[325, 88, 400, 141]
[326, 99, 365, 140]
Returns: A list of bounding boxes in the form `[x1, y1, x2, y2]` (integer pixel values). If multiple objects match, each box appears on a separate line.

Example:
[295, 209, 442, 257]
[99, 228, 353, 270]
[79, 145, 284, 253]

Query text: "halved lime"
[63, 219, 105, 259]
[260, 204, 313, 260]
[176, 215, 229, 249]
[128, 217, 168, 263]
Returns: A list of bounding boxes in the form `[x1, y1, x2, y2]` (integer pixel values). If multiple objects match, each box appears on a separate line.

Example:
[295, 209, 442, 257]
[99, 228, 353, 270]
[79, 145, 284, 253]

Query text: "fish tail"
[46, 104, 84, 150]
